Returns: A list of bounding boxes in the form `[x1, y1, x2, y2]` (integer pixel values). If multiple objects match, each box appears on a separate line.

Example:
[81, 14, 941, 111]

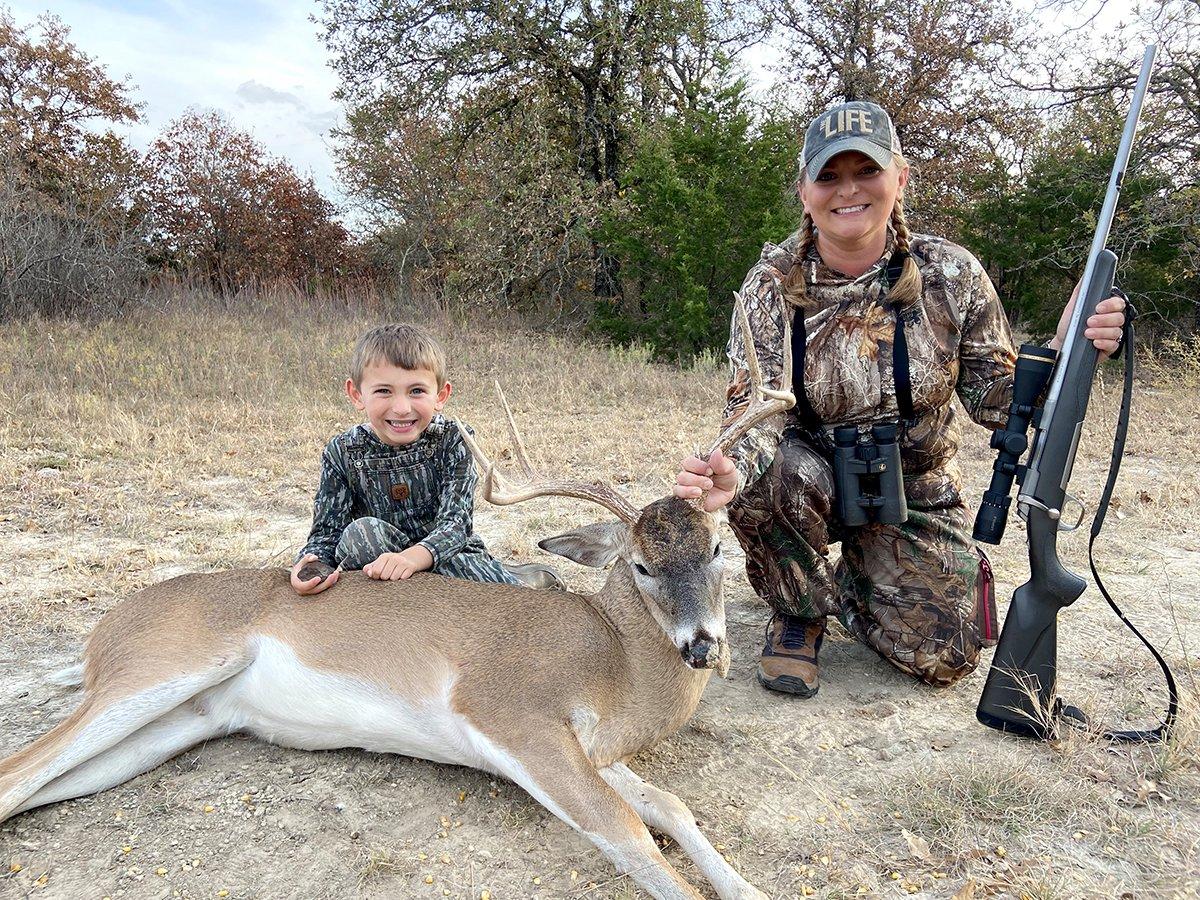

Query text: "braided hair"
[783, 155, 923, 310]
[888, 182, 922, 309]
[782, 211, 818, 309]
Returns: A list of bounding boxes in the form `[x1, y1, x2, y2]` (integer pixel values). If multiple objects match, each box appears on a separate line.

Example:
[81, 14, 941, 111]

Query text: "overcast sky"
[12, 0, 346, 206]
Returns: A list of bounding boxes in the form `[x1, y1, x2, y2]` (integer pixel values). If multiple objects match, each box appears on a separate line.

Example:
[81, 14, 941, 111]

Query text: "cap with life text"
[800, 101, 902, 182]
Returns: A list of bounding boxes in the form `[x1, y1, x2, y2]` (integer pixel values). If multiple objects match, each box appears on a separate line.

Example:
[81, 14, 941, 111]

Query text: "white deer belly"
[198, 636, 479, 768]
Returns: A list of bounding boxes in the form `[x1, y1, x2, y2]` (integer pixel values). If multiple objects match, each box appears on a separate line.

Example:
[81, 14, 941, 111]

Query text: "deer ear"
[538, 521, 625, 567]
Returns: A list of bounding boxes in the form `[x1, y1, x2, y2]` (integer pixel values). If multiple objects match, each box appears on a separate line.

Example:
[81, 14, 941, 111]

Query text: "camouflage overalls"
[724, 232, 1012, 685]
[297, 416, 521, 585]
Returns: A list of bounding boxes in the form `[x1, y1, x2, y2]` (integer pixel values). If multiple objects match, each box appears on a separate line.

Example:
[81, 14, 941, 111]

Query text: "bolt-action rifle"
[973, 45, 1178, 742]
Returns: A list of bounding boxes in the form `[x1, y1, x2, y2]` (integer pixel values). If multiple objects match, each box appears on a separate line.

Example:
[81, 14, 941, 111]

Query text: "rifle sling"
[791, 250, 914, 452]
[1065, 302, 1179, 743]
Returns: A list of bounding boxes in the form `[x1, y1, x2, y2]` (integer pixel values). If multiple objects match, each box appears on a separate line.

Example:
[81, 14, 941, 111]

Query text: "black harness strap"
[789, 297, 826, 448]
[791, 249, 914, 451]
[886, 251, 916, 428]
[1063, 301, 1179, 742]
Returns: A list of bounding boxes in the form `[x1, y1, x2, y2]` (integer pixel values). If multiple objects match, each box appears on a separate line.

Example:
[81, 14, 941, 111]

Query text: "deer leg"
[468, 725, 704, 900]
[601, 762, 768, 900]
[0, 660, 248, 823]
[12, 700, 227, 816]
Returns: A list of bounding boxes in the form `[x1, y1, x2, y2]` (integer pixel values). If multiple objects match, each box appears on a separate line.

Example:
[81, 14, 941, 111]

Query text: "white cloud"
[12, 0, 347, 210]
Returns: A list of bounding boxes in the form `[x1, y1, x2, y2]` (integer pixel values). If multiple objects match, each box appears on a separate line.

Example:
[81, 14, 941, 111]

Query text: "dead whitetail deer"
[0, 298, 794, 900]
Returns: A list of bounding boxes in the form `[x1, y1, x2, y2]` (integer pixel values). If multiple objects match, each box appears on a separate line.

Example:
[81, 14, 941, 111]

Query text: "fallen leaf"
[952, 879, 977, 900]
[1132, 777, 1169, 804]
[902, 828, 931, 861]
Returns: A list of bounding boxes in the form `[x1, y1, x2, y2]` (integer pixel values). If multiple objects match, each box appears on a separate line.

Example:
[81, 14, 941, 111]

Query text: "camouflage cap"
[800, 101, 902, 182]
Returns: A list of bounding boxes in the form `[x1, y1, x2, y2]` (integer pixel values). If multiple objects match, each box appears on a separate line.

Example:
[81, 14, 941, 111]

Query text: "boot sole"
[756, 669, 819, 699]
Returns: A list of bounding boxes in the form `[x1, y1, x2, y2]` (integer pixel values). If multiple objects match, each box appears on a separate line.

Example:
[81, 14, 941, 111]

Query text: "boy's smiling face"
[345, 362, 452, 447]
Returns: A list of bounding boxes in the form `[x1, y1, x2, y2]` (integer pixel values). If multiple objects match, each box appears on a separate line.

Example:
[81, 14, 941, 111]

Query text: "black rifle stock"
[976, 255, 1115, 738]
[977, 525, 1084, 737]
[976, 46, 1164, 740]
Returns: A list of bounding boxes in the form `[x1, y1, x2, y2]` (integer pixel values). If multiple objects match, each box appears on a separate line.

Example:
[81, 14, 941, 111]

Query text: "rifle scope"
[973, 345, 1058, 544]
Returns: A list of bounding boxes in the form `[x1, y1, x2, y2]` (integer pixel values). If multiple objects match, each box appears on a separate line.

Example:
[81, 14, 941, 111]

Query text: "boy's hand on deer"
[290, 555, 340, 595]
[364, 546, 433, 581]
[674, 449, 738, 512]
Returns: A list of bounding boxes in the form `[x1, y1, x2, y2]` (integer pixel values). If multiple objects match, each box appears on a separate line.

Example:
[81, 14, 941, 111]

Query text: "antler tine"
[457, 389, 641, 525]
[495, 380, 537, 481]
[455, 420, 511, 499]
[703, 292, 796, 459]
[737, 292, 767, 398]
[743, 291, 794, 402]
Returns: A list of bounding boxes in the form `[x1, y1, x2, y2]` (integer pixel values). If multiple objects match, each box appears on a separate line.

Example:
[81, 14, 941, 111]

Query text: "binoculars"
[832, 423, 908, 526]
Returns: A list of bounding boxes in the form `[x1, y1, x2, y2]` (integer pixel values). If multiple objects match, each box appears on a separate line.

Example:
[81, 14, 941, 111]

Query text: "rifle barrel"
[1021, 44, 1157, 506]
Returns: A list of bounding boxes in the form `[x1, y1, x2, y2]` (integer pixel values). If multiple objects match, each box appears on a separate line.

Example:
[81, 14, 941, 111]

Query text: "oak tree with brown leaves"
[0, 9, 141, 201]
[144, 109, 351, 291]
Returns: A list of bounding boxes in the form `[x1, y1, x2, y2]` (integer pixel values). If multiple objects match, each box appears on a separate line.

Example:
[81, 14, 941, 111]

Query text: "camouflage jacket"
[724, 231, 1017, 507]
[298, 415, 484, 568]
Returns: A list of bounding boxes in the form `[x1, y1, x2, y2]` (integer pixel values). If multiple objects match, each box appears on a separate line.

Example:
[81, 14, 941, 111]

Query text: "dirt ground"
[1, 309, 1197, 900]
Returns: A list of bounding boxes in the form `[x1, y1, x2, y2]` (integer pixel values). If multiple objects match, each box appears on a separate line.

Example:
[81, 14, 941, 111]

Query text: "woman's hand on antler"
[674, 449, 738, 512]
[680, 293, 794, 514]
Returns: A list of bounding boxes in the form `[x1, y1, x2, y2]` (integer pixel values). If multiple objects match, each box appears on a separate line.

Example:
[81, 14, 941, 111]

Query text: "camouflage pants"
[336, 517, 522, 586]
[728, 434, 997, 686]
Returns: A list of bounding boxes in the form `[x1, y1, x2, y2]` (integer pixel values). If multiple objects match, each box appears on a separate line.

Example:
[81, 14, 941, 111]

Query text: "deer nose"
[681, 632, 719, 669]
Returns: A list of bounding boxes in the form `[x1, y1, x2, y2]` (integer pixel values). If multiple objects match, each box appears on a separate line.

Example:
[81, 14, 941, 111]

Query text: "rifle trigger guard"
[1017, 494, 1059, 520]
[1058, 493, 1086, 532]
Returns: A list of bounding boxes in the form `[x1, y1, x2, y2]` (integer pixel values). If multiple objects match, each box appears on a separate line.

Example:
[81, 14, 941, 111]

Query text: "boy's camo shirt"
[298, 415, 485, 568]
[724, 231, 1018, 508]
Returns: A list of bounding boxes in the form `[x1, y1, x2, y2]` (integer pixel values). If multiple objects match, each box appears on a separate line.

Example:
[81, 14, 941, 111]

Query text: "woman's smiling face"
[799, 150, 909, 251]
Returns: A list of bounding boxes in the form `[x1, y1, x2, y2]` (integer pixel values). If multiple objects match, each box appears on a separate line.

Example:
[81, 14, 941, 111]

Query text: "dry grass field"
[0, 295, 1197, 900]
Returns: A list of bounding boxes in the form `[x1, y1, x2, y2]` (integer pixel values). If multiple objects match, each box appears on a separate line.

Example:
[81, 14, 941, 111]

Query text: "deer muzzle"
[681, 632, 731, 677]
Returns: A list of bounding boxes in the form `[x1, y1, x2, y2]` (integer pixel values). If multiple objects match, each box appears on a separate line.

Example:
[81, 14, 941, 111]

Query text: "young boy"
[290, 323, 562, 595]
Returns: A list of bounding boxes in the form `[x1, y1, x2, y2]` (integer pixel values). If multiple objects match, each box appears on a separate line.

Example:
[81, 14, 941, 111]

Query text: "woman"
[675, 101, 1126, 698]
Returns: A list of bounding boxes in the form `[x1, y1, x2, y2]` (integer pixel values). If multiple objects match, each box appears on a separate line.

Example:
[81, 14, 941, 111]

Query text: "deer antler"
[703, 292, 797, 459]
[457, 382, 641, 524]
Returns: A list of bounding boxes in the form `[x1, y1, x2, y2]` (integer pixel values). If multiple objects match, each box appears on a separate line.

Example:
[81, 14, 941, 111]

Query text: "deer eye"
[712, 542, 722, 559]
[633, 562, 650, 577]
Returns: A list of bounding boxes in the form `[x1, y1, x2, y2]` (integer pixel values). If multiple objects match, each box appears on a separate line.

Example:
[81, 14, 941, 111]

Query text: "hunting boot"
[757, 613, 825, 698]
[503, 562, 567, 591]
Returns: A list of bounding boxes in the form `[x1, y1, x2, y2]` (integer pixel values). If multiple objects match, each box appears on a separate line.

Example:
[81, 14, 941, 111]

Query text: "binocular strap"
[790, 249, 916, 453]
